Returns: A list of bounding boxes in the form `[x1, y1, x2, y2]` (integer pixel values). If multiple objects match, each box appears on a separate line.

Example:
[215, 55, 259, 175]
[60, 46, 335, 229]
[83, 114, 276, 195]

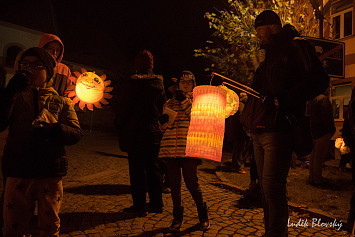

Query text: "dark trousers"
[231, 131, 250, 170]
[251, 132, 293, 237]
[127, 145, 163, 209]
[164, 159, 203, 209]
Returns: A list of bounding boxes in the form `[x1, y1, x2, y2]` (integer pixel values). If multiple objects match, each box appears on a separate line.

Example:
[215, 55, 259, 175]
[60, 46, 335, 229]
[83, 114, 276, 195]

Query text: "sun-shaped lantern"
[68, 68, 113, 111]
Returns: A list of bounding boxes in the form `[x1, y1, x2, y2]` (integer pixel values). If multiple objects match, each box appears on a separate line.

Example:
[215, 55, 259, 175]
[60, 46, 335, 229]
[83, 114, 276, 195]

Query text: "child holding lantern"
[158, 70, 210, 232]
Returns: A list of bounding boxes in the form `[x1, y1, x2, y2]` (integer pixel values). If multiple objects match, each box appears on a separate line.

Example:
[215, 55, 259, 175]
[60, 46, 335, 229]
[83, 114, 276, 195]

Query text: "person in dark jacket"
[0, 47, 83, 237]
[240, 10, 329, 237]
[342, 88, 355, 226]
[308, 89, 335, 186]
[116, 50, 165, 216]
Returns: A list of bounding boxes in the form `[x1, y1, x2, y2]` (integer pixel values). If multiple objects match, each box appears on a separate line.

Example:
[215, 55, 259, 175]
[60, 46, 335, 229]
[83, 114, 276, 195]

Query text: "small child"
[0, 47, 83, 236]
[158, 70, 210, 232]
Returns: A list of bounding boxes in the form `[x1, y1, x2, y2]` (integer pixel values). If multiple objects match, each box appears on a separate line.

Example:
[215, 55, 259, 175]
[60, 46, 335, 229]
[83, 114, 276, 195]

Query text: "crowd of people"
[0, 9, 354, 237]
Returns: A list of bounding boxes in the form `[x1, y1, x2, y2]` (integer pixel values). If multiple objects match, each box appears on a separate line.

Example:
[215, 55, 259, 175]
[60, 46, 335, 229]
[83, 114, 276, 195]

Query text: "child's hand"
[6, 70, 30, 94]
[174, 90, 186, 101]
[158, 114, 169, 125]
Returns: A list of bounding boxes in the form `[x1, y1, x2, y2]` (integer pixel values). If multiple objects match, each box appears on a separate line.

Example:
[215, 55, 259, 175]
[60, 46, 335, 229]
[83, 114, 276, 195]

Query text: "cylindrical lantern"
[185, 85, 227, 162]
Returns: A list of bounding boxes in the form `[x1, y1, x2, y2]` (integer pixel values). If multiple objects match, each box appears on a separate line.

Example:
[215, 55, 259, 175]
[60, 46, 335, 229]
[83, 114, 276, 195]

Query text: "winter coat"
[39, 34, 72, 96]
[309, 94, 335, 139]
[0, 87, 83, 178]
[158, 93, 193, 159]
[240, 25, 329, 133]
[116, 73, 165, 152]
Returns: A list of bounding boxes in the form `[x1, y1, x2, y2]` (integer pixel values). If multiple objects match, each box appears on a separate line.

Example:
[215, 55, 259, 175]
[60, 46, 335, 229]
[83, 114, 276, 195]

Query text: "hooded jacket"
[240, 25, 329, 133]
[39, 33, 72, 96]
[0, 87, 83, 178]
[116, 72, 165, 152]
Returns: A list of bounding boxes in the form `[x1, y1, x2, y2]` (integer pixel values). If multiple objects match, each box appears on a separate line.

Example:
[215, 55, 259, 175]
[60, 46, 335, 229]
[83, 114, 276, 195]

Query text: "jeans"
[127, 145, 163, 209]
[251, 131, 293, 237]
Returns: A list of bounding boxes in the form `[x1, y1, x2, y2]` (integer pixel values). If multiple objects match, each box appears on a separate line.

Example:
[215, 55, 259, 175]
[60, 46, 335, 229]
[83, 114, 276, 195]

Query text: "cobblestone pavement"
[53, 132, 350, 237]
[0, 131, 351, 236]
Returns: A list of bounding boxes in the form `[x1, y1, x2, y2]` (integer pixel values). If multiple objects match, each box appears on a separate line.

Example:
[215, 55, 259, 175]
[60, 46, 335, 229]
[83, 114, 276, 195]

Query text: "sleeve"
[0, 89, 16, 132]
[58, 98, 83, 145]
[281, 40, 329, 109]
[180, 96, 193, 117]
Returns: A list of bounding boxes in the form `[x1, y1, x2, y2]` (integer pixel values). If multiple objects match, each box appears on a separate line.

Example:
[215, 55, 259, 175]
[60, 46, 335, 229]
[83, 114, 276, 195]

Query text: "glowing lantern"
[218, 85, 239, 118]
[68, 68, 113, 111]
[185, 85, 227, 162]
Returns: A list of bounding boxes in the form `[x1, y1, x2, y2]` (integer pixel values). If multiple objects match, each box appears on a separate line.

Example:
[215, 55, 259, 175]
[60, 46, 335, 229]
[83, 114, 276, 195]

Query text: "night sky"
[0, 0, 227, 84]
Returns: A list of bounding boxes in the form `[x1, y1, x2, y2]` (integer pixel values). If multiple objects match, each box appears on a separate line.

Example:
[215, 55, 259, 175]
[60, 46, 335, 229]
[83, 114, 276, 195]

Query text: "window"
[344, 11, 353, 37]
[331, 7, 353, 39]
[330, 84, 352, 120]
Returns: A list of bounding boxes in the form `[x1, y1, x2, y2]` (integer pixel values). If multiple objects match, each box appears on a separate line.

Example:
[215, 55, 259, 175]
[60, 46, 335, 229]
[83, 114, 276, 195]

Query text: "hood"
[38, 33, 65, 63]
[131, 73, 164, 93]
[270, 24, 300, 48]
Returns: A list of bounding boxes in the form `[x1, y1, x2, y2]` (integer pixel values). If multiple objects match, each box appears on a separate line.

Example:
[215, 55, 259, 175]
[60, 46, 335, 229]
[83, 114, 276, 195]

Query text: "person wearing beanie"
[39, 33, 72, 96]
[158, 70, 210, 232]
[0, 47, 83, 236]
[115, 50, 165, 216]
[240, 10, 329, 236]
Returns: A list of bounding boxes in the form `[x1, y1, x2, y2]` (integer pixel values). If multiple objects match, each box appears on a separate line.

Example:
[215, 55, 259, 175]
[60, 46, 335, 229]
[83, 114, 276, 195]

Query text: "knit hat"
[255, 10, 282, 28]
[134, 50, 154, 72]
[178, 70, 196, 88]
[20, 47, 56, 80]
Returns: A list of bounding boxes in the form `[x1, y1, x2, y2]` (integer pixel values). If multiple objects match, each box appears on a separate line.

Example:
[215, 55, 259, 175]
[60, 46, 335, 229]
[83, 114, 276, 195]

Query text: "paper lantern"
[185, 85, 227, 162]
[68, 68, 113, 111]
[218, 85, 239, 118]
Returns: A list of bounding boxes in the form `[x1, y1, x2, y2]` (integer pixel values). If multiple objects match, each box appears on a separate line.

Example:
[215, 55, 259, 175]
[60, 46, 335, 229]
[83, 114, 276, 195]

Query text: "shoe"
[237, 169, 246, 174]
[123, 205, 147, 217]
[147, 204, 163, 213]
[169, 206, 184, 232]
[197, 202, 210, 231]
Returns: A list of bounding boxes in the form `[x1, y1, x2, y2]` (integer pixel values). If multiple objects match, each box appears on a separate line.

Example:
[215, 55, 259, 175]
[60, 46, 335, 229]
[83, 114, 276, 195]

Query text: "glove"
[174, 90, 186, 101]
[158, 114, 169, 125]
[6, 70, 30, 95]
[33, 122, 61, 139]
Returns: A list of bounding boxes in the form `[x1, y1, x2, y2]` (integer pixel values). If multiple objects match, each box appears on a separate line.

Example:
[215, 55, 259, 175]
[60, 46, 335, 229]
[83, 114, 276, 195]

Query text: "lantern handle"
[211, 72, 263, 100]
[222, 82, 263, 100]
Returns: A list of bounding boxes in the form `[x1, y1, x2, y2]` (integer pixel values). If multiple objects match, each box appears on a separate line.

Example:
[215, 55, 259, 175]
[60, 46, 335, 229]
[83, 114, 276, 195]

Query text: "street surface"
[55, 132, 349, 237]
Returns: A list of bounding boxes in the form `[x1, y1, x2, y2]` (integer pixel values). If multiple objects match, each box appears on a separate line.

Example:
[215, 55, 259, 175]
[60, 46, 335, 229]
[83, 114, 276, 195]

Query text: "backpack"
[292, 37, 330, 101]
[290, 37, 330, 157]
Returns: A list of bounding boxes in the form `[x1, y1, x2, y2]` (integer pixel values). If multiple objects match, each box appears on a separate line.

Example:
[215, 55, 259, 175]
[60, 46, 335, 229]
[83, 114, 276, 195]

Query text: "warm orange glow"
[219, 85, 239, 118]
[68, 68, 113, 111]
[185, 85, 227, 162]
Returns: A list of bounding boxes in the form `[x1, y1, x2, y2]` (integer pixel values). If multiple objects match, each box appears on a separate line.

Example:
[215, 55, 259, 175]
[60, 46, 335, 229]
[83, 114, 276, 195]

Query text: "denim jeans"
[251, 131, 293, 237]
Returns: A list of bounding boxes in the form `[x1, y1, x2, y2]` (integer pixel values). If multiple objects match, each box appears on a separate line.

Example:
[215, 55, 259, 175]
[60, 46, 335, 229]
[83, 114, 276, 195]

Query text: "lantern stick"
[211, 72, 261, 96]
[222, 82, 262, 99]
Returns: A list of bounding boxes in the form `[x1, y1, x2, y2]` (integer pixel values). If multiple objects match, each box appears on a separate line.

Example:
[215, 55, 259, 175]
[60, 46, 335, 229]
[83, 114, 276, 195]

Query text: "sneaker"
[123, 205, 147, 217]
